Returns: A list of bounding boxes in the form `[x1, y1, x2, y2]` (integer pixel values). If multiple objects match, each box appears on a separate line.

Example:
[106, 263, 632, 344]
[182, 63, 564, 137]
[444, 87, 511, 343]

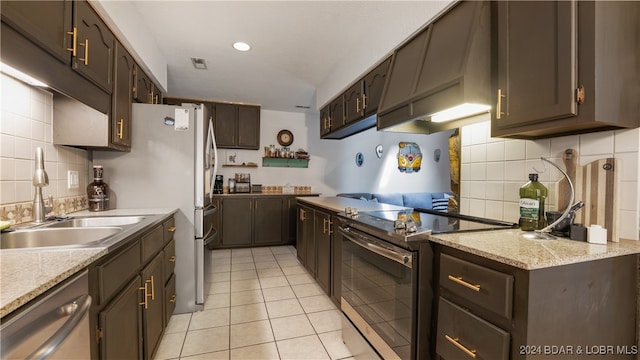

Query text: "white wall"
[217, 109, 452, 196]
[459, 117, 640, 241]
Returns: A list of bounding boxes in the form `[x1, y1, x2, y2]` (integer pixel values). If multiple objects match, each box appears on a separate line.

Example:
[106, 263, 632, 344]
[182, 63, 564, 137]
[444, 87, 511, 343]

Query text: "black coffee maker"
[213, 175, 224, 194]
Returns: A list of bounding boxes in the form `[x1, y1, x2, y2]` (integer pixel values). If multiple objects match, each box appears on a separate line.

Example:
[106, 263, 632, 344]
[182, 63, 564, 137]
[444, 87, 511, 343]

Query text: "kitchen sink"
[0, 227, 122, 250]
[45, 216, 146, 228]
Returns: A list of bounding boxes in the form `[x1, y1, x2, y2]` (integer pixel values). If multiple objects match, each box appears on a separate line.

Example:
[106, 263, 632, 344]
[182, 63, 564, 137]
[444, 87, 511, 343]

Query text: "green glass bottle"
[519, 173, 547, 231]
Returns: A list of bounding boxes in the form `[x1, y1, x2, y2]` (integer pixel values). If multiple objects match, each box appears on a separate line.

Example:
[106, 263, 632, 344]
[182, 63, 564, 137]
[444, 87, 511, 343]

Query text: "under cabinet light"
[0, 62, 48, 87]
[430, 103, 491, 123]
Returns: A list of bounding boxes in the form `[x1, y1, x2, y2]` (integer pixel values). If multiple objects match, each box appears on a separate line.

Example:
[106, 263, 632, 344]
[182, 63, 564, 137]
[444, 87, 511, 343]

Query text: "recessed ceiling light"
[190, 57, 207, 70]
[233, 42, 251, 52]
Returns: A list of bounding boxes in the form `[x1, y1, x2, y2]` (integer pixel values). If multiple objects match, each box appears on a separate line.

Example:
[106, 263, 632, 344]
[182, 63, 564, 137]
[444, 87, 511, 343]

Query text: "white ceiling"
[125, 1, 451, 113]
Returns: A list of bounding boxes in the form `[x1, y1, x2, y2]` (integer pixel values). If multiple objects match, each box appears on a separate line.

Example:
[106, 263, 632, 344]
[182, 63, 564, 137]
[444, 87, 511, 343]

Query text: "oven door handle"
[339, 226, 413, 268]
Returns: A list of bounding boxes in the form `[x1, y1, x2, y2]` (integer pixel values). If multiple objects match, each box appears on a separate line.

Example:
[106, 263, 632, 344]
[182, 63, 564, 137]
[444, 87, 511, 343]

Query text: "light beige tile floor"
[154, 245, 356, 360]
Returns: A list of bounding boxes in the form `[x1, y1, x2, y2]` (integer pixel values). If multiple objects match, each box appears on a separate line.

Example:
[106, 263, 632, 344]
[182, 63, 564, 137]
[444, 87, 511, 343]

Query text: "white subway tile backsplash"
[526, 139, 551, 159]
[460, 120, 639, 240]
[614, 128, 639, 153]
[486, 162, 504, 181]
[550, 135, 580, 157]
[469, 144, 487, 163]
[580, 131, 614, 155]
[15, 159, 30, 181]
[1, 133, 15, 157]
[485, 200, 504, 219]
[0, 73, 89, 215]
[619, 181, 638, 211]
[486, 141, 505, 162]
[485, 182, 503, 201]
[0, 158, 15, 181]
[504, 160, 526, 181]
[469, 181, 486, 198]
[615, 152, 639, 182]
[504, 140, 526, 161]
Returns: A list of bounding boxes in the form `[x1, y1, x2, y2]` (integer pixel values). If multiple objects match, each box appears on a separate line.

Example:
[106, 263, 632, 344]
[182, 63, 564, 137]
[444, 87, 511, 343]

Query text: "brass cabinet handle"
[66, 27, 77, 56]
[356, 97, 361, 113]
[78, 39, 88, 65]
[300, 209, 307, 221]
[169, 294, 176, 304]
[139, 282, 149, 309]
[323, 218, 332, 235]
[149, 276, 155, 301]
[447, 275, 481, 292]
[154, 94, 159, 104]
[168, 226, 176, 232]
[445, 335, 477, 358]
[362, 94, 367, 110]
[169, 255, 176, 263]
[496, 88, 505, 120]
[116, 119, 124, 139]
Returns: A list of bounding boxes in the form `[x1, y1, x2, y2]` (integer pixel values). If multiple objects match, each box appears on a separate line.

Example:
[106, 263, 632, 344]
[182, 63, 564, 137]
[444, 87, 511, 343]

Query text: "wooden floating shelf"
[222, 164, 258, 168]
[262, 157, 309, 168]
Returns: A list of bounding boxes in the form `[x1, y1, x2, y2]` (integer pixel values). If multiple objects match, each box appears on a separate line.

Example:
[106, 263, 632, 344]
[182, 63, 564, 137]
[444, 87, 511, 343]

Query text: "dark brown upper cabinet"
[1, 0, 111, 113]
[321, 58, 391, 140]
[111, 41, 134, 150]
[214, 103, 261, 150]
[492, 1, 640, 138]
[133, 65, 162, 104]
[377, 1, 490, 134]
[72, 0, 115, 94]
[0, 0, 73, 64]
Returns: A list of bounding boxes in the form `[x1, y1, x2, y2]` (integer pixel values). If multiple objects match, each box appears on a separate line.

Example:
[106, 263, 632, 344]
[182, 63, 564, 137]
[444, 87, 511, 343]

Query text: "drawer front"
[163, 217, 176, 244]
[97, 240, 141, 305]
[163, 238, 176, 284]
[440, 253, 513, 318]
[142, 225, 164, 262]
[436, 297, 510, 360]
[164, 273, 176, 327]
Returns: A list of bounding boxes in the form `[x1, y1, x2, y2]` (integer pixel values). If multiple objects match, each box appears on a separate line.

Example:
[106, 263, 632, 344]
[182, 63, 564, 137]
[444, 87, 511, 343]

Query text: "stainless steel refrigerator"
[93, 102, 217, 314]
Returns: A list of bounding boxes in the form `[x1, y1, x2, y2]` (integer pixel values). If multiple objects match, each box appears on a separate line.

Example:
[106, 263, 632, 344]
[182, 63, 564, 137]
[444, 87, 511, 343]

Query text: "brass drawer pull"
[169, 255, 176, 263]
[78, 39, 89, 65]
[168, 226, 176, 232]
[448, 275, 481, 292]
[169, 294, 176, 304]
[445, 335, 477, 358]
[149, 276, 155, 301]
[139, 282, 149, 309]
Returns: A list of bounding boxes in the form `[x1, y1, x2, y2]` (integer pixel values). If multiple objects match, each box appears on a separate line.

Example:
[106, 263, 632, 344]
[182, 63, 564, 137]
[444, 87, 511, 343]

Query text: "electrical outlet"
[67, 170, 79, 189]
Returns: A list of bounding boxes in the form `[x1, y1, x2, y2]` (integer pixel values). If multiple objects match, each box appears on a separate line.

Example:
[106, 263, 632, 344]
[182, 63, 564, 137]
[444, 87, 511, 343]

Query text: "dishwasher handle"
[27, 294, 92, 360]
[339, 226, 413, 269]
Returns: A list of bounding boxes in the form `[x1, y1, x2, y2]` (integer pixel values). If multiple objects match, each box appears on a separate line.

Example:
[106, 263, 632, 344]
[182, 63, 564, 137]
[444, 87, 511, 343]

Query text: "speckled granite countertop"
[296, 196, 408, 213]
[1, 208, 176, 318]
[429, 229, 640, 270]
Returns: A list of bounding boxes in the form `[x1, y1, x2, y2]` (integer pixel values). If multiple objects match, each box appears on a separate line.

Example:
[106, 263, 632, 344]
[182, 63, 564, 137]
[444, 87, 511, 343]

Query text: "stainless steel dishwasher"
[1, 270, 91, 359]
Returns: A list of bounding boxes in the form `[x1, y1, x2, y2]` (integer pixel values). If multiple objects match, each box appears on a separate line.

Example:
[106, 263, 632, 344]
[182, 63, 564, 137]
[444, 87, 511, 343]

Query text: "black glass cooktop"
[355, 208, 517, 235]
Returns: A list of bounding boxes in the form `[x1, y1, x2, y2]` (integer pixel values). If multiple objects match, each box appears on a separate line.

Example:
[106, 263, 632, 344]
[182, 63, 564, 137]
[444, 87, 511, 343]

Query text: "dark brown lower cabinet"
[90, 215, 176, 360]
[99, 276, 143, 359]
[142, 253, 165, 359]
[215, 194, 318, 248]
[314, 210, 331, 294]
[296, 203, 335, 296]
[435, 245, 638, 360]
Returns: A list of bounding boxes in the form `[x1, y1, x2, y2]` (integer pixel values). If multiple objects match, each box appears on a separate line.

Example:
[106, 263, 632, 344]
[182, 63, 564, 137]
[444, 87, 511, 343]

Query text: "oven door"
[339, 225, 417, 360]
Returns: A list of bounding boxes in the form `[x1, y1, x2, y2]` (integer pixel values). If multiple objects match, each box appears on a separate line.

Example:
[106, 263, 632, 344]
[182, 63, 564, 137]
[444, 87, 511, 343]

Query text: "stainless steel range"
[337, 209, 515, 360]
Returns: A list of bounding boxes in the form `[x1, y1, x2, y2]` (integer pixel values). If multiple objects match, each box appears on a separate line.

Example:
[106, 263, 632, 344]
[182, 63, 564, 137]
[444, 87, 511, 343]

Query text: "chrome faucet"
[33, 147, 53, 223]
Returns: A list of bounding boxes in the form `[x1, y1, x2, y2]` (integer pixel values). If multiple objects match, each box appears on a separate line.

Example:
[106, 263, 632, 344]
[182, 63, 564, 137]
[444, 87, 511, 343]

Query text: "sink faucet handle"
[45, 195, 54, 213]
